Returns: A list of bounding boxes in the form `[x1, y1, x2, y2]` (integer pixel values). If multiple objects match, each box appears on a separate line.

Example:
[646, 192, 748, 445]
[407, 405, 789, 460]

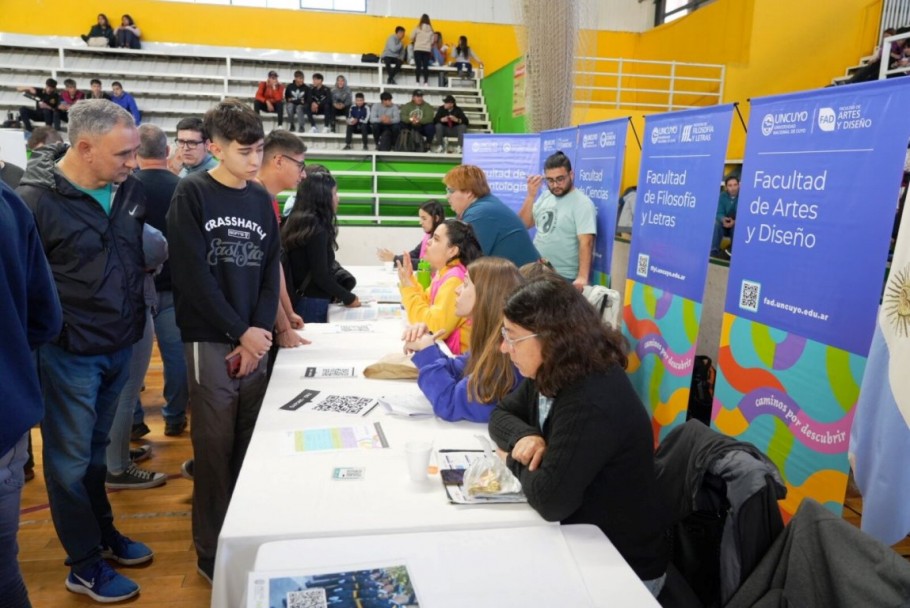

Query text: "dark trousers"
[116, 30, 141, 49]
[414, 50, 432, 84]
[305, 99, 331, 128]
[435, 123, 467, 146]
[184, 341, 268, 562]
[345, 122, 371, 147]
[403, 122, 435, 143]
[18, 106, 53, 132]
[372, 123, 400, 148]
[253, 100, 284, 126]
[383, 57, 402, 83]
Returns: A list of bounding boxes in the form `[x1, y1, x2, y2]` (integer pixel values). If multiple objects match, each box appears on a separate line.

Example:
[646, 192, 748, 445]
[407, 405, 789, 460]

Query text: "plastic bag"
[463, 435, 522, 498]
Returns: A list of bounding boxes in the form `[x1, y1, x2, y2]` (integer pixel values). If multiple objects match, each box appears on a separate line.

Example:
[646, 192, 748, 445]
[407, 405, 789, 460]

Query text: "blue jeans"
[711, 219, 734, 253]
[37, 342, 131, 569]
[294, 297, 330, 323]
[152, 291, 188, 425]
[0, 433, 31, 607]
[107, 308, 154, 474]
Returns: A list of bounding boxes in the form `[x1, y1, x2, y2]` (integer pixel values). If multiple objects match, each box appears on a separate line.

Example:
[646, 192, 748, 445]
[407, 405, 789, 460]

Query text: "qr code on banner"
[286, 588, 327, 608]
[739, 280, 761, 313]
[312, 395, 376, 415]
[636, 253, 650, 278]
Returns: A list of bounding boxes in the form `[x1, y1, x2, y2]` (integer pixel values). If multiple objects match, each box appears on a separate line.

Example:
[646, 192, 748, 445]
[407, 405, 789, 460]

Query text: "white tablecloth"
[211, 266, 654, 607]
[249, 524, 660, 607]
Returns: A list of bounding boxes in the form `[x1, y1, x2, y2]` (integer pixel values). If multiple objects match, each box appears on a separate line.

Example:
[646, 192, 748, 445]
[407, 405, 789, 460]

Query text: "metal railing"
[573, 56, 725, 112]
[879, 30, 910, 79]
[880, 0, 910, 33]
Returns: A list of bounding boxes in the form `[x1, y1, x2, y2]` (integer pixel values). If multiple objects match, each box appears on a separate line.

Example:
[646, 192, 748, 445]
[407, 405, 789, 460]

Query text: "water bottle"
[416, 259, 432, 290]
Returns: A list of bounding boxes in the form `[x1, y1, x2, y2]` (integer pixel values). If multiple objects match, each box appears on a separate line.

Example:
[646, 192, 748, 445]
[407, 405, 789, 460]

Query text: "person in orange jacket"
[254, 70, 285, 127]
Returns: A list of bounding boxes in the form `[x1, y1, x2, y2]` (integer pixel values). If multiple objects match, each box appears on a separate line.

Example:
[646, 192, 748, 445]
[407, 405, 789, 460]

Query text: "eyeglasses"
[445, 187, 456, 195]
[501, 327, 538, 350]
[175, 139, 204, 149]
[545, 175, 569, 186]
[281, 155, 306, 172]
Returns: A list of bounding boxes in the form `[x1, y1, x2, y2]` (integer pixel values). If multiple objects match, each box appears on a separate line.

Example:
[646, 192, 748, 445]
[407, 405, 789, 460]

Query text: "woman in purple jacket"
[403, 256, 524, 422]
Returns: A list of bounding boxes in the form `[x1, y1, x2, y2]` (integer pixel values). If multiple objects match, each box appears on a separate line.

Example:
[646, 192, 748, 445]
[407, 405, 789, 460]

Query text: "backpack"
[377, 129, 394, 152]
[394, 128, 427, 153]
[686, 356, 716, 425]
[582, 285, 621, 328]
[361, 53, 380, 63]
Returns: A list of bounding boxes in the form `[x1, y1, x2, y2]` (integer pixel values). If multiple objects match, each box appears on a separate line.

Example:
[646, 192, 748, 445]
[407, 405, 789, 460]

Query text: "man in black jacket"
[16, 99, 152, 603]
[432, 95, 469, 153]
[304, 73, 332, 133]
[16, 78, 60, 133]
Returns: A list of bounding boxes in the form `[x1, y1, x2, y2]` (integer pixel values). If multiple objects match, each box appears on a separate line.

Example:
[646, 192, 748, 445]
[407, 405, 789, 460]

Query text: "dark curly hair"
[282, 172, 338, 251]
[440, 219, 481, 267]
[503, 276, 628, 397]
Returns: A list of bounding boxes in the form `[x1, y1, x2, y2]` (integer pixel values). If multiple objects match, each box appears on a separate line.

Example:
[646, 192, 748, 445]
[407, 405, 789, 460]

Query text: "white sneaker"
[310, 126, 318, 133]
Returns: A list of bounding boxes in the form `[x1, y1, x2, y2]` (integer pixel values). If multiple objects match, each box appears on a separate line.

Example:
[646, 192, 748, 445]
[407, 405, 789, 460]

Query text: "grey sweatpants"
[184, 341, 268, 562]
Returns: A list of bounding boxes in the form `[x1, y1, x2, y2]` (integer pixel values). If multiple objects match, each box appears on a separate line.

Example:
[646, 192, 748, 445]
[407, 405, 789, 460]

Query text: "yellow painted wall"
[0, 0, 520, 74]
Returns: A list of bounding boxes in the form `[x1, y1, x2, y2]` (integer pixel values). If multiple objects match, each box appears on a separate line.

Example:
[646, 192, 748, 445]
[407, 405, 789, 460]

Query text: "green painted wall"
[481, 57, 528, 134]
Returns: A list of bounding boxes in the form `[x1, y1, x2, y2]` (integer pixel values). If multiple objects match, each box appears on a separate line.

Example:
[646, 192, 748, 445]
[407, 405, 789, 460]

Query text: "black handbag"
[361, 53, 380, 63]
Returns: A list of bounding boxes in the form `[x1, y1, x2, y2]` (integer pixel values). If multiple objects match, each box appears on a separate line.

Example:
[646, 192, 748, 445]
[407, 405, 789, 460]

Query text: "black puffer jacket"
[17, 144, 147, 355]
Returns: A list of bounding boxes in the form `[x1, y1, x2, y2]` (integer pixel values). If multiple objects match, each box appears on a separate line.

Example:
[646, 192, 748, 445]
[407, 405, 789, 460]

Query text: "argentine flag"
[850, 203, 910, 546]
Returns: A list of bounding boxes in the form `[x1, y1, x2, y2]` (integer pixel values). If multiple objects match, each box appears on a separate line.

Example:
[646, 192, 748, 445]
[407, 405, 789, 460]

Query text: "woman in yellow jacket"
[398, 219, 482, 354]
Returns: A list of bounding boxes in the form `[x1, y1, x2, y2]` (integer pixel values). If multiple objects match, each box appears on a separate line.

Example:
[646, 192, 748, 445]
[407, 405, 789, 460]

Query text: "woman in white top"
[411, 14, 435, 86]
[453, 35, 484, 78]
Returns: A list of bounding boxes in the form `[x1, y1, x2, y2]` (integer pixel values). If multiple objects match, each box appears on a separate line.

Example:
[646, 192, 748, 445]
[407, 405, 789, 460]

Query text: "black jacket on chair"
[655, 420, 787, 607]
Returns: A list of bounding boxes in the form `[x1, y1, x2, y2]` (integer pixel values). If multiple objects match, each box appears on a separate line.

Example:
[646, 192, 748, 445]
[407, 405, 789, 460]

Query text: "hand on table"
[287, 312, 305, 330]
[511, 435, 547, 471]
[346, 296, 362, 308]
[277, 329, 310, 348]
[402, 324, 444, 353]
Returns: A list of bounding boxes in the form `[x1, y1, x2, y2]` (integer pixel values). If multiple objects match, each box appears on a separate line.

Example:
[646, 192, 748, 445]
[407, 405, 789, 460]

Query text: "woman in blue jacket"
[403, 256, 524, 422]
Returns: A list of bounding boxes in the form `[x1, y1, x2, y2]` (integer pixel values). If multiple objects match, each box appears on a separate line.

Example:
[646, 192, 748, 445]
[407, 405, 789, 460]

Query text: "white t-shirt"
[532, 187, 597, 280]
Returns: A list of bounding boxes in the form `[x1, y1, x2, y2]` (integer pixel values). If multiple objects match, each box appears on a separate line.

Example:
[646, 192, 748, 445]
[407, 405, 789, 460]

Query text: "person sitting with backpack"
[370, 91, 400, 152]
[397, 90, 435, 152]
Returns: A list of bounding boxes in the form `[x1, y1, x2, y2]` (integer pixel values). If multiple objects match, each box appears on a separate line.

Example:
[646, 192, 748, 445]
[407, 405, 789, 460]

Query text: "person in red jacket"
[254, 71, 285, 128]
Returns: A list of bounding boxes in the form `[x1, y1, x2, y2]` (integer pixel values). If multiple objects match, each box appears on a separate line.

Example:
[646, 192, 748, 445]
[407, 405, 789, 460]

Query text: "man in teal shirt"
[711, 174, 739, 261]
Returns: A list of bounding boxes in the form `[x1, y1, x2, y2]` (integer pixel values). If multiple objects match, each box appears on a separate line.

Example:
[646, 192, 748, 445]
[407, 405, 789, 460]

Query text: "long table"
[211, 266, 658, 607]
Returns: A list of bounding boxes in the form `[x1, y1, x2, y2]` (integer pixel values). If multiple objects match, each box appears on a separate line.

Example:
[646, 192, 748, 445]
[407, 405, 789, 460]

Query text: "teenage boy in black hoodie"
[304, 73, 332, 133]
[167, 99, 280, 584]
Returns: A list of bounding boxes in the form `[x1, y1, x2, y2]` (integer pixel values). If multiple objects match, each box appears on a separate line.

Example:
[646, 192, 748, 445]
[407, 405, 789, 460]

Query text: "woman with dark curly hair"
[282, 172, 360, 322]
[489, 275, 670, 596]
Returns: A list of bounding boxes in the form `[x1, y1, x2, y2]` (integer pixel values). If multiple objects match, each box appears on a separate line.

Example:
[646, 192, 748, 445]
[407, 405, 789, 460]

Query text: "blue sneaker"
[101, 532, 153, 566]
[66, 560, 139, 603]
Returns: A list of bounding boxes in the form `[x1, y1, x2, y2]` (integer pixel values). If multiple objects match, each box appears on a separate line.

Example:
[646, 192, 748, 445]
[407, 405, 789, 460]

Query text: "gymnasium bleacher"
[0, 33, 493, 225]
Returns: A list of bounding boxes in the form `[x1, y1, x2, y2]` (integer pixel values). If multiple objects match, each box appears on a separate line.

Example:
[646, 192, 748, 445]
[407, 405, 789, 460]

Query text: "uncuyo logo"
[761, 114, 775, 136]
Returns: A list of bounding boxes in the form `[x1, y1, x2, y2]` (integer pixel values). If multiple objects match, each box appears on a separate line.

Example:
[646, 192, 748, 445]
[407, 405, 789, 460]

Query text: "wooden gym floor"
[16, 348, 910, 606]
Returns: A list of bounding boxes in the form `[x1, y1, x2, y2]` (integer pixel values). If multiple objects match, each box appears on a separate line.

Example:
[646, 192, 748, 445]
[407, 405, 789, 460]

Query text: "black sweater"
[489, 368, 670, 581]
[167, 171, 280, 344]
[433, 104, 469, 127]
[285, 228, 356, 305]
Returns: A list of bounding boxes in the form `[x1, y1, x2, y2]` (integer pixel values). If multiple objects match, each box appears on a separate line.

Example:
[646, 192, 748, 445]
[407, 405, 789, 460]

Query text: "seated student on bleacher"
[87, 78, 111, 101]
[397, 219, 481, 355]
[370, 91, 400, 151]
[431, 32, 449, 66]
[16, 79, 59, 133]
[284, 71, 308, 132]
[57, 79, 85, 129]
[110, 82, 141, 125]
[377, 199, 445, 267]
[404, 257, 525, 422]
[81, 13, 115, 47]
[329, 75, 352, 132]
[304, 73, 332, 133]
[489, 275, 670, 595]
[175, 116, 218, 177]
[432, 94, 469, 153]
[453, 36, 484, 78]
[282, 172, 361, 322]
[254, 70, 285, 127]
[114, 14, 141, 49]
[381, 26, 407, 85]
[342, 92, 371, 150]
[399, 90, 435, 148]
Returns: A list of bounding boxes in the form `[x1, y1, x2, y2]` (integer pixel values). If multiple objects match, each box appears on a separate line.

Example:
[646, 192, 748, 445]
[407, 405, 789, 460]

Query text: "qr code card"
[332, 467, 365, 480]
[636, 253, 650, 278]
[286, 588, 327, 608]
[309, 394, 379, 416]
[302, 366, 356, 379]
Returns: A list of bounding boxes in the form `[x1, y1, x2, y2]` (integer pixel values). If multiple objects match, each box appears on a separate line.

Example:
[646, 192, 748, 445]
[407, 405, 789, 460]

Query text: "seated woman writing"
[398, 219, 481, 355]
[403, 257, 524, 422]
[489, 276, 670, 596]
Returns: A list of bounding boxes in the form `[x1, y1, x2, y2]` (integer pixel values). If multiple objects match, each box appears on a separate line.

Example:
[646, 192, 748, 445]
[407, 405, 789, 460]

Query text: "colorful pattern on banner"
[623, 105, 734, 440]
[712, 79, 910, 518]
[539, 127, 578, 171]
[463, 134, 541, 213]
[576, 119, 629, 285]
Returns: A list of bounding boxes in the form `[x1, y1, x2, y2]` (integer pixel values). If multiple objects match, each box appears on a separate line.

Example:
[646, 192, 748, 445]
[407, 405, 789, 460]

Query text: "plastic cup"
[405, 441, 432, 482]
